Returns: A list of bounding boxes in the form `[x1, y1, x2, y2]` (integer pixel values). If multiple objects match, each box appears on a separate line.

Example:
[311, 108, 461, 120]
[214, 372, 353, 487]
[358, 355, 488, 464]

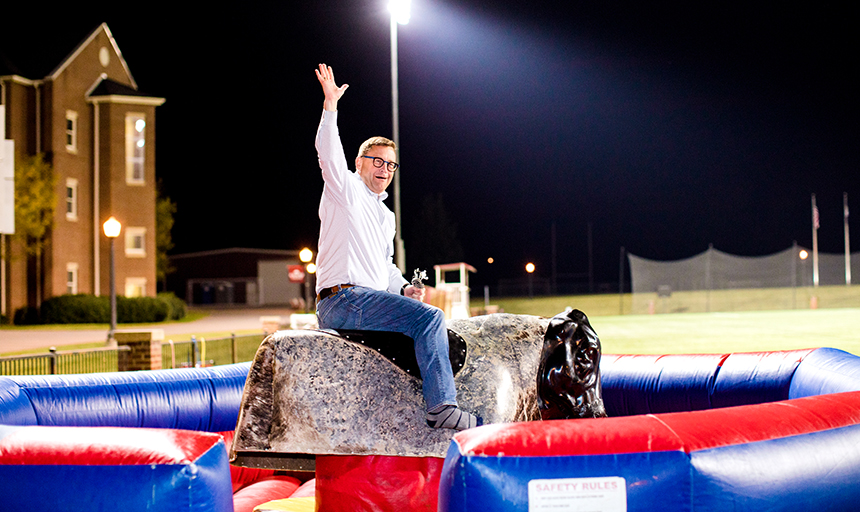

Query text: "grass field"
[3, 286, 857, 359]
[591, 309, 860, 356]
[492, 286, 860, 356]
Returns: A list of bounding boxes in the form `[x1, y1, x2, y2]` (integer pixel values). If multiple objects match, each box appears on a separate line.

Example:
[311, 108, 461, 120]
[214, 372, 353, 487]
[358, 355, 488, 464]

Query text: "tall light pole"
[389, 0, 410, 274]
[103, 216, 121, 344]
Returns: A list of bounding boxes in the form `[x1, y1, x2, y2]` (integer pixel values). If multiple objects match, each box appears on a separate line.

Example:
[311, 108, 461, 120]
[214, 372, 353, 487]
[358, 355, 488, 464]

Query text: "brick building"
[1, 23, 164, 319]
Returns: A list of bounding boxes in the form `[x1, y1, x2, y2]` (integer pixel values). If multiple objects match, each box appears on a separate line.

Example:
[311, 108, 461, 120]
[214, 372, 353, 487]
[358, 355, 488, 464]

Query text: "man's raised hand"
[315, 63, 349, 112]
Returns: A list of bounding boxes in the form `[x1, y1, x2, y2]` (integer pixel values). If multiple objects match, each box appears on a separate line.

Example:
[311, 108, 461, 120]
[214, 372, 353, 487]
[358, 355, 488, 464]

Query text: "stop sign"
[288, 265, 306, 283]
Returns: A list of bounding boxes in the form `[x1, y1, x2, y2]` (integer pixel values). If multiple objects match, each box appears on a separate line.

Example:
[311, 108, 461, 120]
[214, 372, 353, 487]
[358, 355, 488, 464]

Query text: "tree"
[13, 153, 56, 307]
[155, 179, 177, 291]
[407, 193, 464, 283]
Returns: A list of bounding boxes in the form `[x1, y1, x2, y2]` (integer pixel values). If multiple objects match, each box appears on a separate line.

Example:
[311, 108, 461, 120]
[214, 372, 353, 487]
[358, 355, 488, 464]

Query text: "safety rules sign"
[528, 476, 627, 511]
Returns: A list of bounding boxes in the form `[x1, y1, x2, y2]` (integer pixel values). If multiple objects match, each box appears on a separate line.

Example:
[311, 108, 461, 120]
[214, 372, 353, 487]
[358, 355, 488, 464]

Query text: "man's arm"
[386, 265, 424, 301]
[315, 64, 351, 192]
[315, 63, 349, 112]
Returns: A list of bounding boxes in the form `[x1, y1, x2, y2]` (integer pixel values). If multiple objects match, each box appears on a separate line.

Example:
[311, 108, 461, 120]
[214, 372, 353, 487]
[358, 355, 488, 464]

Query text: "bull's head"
[536, 308, 607, 420]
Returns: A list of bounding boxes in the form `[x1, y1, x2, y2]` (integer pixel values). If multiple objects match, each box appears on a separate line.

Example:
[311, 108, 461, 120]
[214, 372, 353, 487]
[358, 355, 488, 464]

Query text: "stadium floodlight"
[389, 0, 411, 25]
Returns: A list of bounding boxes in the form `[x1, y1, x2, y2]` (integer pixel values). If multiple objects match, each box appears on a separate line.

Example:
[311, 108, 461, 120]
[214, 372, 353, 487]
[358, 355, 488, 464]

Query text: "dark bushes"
[116, 296, 169, 323]
[158, 292, 188, 321]
[13, 306, 40, 326]
[12, 293, 187, 325]
[40, 294, 109, 324]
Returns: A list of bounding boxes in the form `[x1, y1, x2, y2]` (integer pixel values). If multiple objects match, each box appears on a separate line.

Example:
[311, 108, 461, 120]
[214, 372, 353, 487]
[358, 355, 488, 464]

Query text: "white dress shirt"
[314, 110, 407, 295]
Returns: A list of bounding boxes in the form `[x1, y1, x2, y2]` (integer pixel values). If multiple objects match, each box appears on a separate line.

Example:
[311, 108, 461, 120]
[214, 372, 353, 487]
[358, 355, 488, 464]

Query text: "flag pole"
[812, 193, 819, 288]
[845, 192, 851, 285]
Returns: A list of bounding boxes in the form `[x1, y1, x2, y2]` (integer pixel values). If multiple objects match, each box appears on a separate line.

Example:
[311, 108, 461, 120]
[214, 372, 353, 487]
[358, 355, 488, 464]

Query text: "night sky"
[3, 1, 857, 293]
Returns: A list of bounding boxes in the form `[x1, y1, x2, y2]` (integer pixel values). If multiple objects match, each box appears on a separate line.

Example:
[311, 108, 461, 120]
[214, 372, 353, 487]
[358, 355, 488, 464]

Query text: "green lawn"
[4, 287, 858, 359]
[592, 309, 860, 356]
[492, 288, 860, 356]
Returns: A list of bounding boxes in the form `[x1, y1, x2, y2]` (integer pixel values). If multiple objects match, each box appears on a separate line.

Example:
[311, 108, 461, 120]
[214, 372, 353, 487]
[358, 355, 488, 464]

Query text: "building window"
[125, 277, 147, 297]
[125, 113, 146, 184]
[65, 178, 78, 221]
[66, 263, 79, 294]
[125, 227, 146, 257]
[65, 110, 78, 153]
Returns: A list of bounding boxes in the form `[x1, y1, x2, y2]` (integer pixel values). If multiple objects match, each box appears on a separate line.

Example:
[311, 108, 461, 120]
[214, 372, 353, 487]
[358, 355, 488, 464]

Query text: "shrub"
[117, 296, 169, 323]
[157, 292, 187, 320]
[41, 294, 109, 324]
[31, 294, 178, 324]
[13, 306, 40, 325]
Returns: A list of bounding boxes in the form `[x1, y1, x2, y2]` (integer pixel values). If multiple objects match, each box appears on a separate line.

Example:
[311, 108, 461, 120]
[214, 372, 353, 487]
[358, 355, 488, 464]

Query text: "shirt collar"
[353, 172, 388, 201]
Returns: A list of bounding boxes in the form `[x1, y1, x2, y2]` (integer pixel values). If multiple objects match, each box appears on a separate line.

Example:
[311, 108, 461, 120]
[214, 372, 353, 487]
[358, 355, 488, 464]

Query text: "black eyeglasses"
[361, 155, 399, 172]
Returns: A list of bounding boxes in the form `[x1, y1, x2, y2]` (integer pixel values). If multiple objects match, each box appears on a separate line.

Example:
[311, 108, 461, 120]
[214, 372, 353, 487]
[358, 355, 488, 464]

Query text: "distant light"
[136, 139, 145, 148]
[306, 263, 317, 274]
[103, 216, 121, 238]
[389, 0, 411, 25]
[525, 262, 535, 273]
[487, 257, 494, 264]
[299, 247, 314, 263]
[799, 250, 809, 260]
[135, 119, 146, 132]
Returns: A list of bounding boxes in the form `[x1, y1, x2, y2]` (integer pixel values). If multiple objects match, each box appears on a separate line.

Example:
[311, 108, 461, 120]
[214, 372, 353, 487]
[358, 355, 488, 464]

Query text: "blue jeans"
[316, 286, 458, 411]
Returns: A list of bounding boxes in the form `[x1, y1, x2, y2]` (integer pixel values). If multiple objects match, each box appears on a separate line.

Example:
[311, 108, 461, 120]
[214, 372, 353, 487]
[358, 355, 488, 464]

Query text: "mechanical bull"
[230, 310, 605, 469]
[537, 309, 607, 419]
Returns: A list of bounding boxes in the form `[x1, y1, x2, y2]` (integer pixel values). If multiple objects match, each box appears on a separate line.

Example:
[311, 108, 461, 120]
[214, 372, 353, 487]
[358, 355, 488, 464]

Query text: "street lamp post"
[299, 248, 314, 313]
[103, 216, 121, 344]
[389, 0, 410, 274]
[525, 262, 535, 299]
[306, 262, 317, 313]
[799, 249, 809, 287]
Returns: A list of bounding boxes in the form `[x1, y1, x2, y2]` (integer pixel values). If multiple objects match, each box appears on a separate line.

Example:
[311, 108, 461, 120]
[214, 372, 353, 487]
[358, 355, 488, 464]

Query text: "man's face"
[356, 145, 397, 196]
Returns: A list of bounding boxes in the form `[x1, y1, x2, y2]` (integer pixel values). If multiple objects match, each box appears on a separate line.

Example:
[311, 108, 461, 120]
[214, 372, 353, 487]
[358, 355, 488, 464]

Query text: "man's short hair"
[357, 137, 397, 159]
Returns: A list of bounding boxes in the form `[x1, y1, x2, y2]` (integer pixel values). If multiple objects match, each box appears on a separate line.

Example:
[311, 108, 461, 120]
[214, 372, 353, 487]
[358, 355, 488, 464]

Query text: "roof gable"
[50, 22, 136, 88]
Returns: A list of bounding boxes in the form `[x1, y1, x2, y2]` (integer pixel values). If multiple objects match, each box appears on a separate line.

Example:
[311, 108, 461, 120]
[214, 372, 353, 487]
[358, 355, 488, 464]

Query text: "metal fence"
[162, 333, 266, 369]
[1, 333, 268, 376]
[1, 346, 131, 376]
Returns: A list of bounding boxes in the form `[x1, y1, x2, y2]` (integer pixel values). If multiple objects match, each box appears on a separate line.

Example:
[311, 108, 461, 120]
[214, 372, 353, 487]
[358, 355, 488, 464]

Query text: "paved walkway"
[0, 306, 297, 354]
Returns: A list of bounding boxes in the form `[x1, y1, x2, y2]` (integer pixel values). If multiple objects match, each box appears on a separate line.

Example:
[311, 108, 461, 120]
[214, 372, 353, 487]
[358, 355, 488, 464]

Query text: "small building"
[167, 248, 310, 307]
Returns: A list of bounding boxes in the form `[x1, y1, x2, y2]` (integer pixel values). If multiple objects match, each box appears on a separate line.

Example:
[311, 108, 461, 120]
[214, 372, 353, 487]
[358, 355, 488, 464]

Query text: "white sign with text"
[528, 476, 627, 512]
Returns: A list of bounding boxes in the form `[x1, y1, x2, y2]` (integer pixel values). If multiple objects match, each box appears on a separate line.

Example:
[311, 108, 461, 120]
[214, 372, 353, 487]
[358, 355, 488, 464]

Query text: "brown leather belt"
[316, 284, 355, 302]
